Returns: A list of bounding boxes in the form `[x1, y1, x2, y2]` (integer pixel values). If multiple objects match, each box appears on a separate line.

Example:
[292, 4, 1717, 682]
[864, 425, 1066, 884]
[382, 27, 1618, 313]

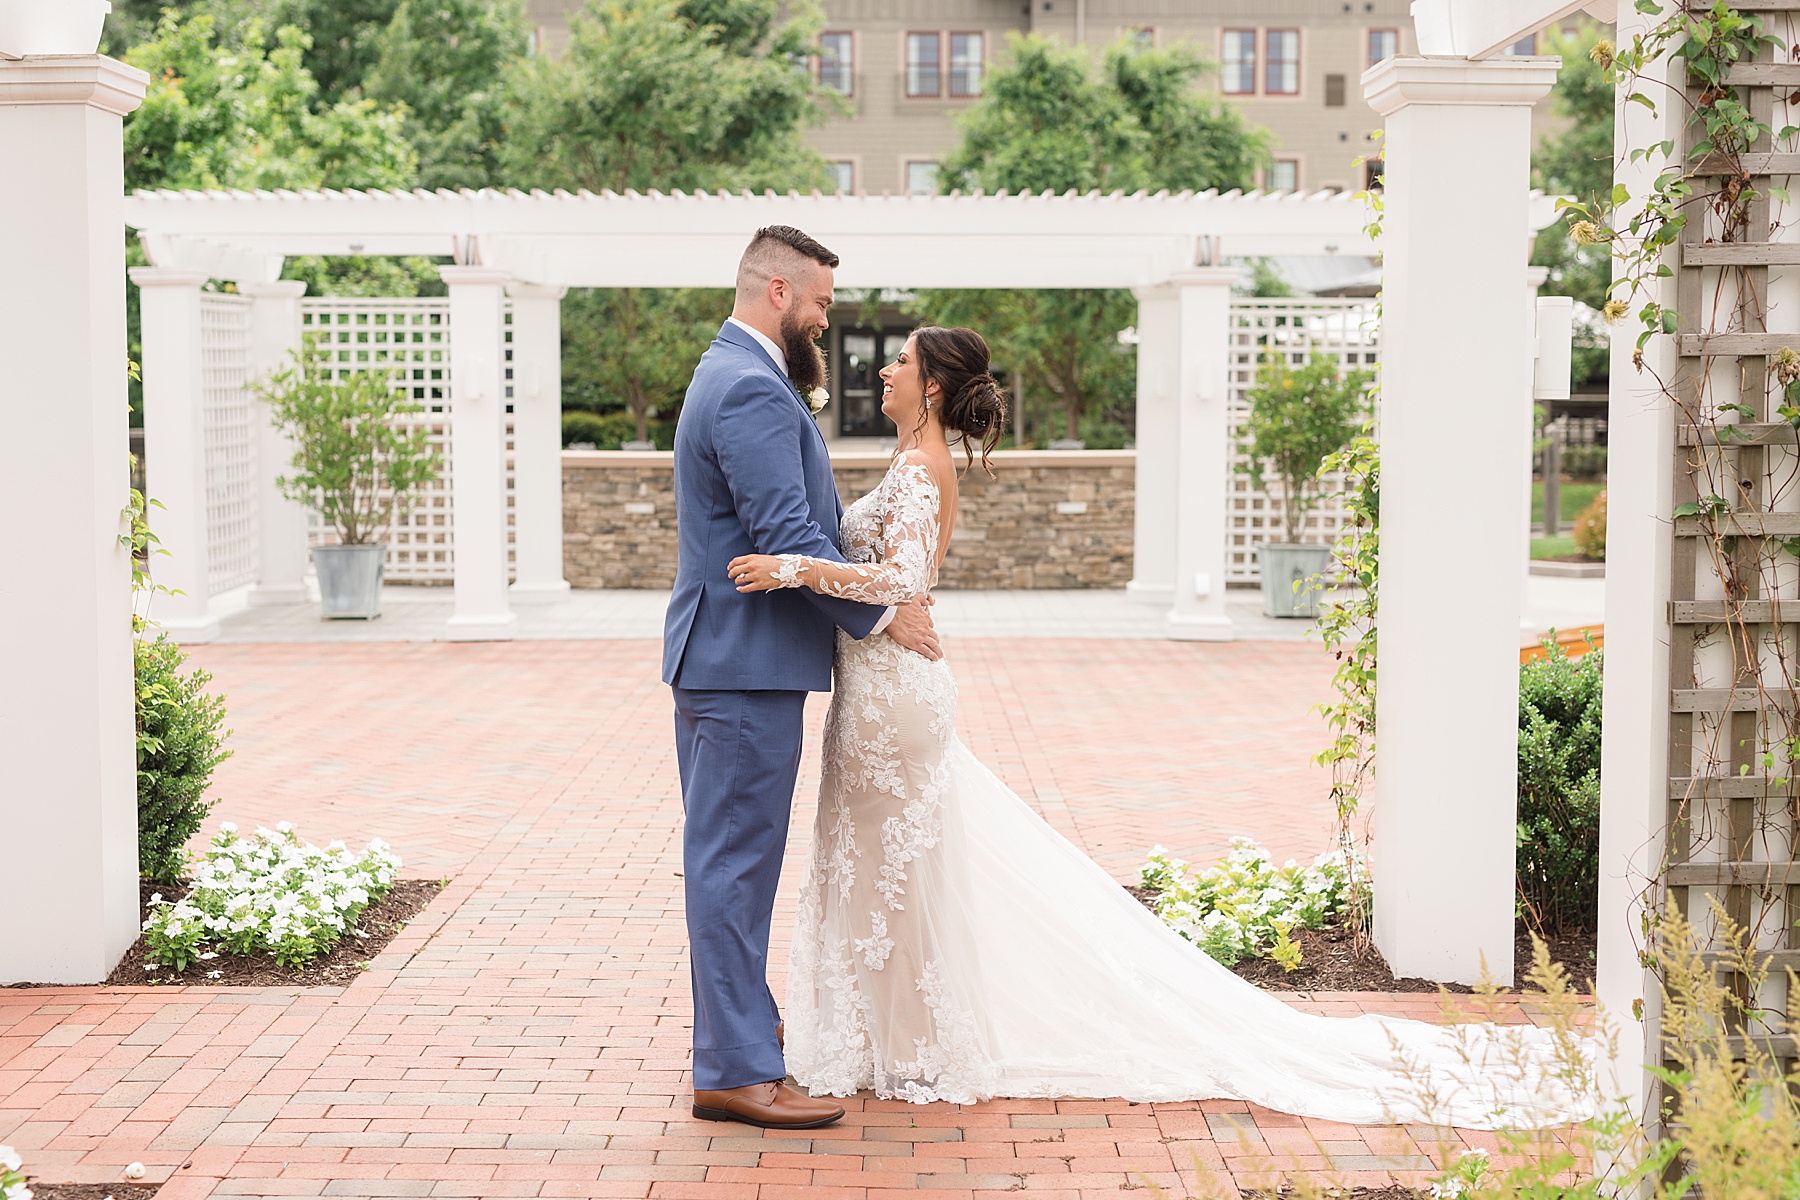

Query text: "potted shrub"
[255, 346, 439, 619]
[1238, 351, 1371, 618]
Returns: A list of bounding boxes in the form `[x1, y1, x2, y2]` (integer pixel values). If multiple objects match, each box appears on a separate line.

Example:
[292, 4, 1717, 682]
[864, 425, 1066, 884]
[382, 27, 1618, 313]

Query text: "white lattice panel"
[299, 298, 515, 583]
[199, 292, 258, 596]
[1227, 297, 1380, 585]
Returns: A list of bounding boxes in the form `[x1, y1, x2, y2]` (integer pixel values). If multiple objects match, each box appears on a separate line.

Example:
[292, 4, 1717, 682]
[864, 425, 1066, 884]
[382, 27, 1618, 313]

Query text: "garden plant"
[1516, 635, 1603, 939]
[135, 634, 232, 886]
[1139, 838, 1357, 970]
[255, 343, 439, 546]
[123, 432, 233, 885]
[0, 1144, 25, 1200]
[1572, 488, 1607, 560]
[1237, 351, 1371, 546]
[143, 822, 402, 973]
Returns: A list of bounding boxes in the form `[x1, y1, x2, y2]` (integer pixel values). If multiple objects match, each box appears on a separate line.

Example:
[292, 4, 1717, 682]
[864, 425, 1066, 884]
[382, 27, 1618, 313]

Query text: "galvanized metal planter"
[313, 544, 385, 620]
[1256, 543, 1330, 619]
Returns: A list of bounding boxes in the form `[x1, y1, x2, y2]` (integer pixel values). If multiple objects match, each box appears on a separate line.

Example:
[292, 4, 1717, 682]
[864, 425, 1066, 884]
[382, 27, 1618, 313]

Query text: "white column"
[242, 279, 311, 605]
[1165, 266, 1240, 641]
[1363, 54, 1558, 985]
[1597, 0, 1678, 1111]
[441, 266, 518, 640]
[0, 55, 148, 983]
[131, 265, 219, 642]
[1522, 266, 1550, 636]
[506, 282, 571, 603]
[1127, 283, 1178, 605]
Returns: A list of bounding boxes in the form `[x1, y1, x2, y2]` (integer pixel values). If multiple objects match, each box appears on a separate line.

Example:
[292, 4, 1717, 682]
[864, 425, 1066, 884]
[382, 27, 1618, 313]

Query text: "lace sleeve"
[775, 461, 939, 605]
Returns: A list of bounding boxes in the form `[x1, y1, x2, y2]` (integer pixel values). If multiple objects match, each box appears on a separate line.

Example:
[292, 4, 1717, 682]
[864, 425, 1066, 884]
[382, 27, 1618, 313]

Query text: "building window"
[1265, 29, 1299, 95]
[906, 32, 941, 97]
[1324, 73, 1345, 107]
[1124, 26, 1154, 51]
[1221, 29, 1256, 94]
[1505, 33, 1536, 55]
[906, 161, 939, 196]
[949, 32, 984, 97]
[1368, 28, 1398, 67]
[825, 161, 854, 194]
[1363, 157, 1384, 191]
[1266, 159, 1299, 192]
[817, 31, 853, 95]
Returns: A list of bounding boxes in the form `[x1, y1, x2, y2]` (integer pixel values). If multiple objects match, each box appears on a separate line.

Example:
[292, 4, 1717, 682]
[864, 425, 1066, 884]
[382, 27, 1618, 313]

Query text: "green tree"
[499, 0, 832, 195]
[364, 0, 528, 190]
[913, 35, 1270, 445]
[1530, 20, 1614, 387]
[499, 0, 839, 440]
[1237, 353, 1370, 544]
[123, 12, 415, 193]
[121, 12, 419, 411]
[269, 0, 401, 104]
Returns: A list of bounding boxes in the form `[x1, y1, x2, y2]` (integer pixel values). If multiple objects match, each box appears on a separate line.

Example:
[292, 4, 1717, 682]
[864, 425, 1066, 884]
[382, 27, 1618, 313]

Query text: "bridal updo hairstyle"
[911, 326, 1009, 473]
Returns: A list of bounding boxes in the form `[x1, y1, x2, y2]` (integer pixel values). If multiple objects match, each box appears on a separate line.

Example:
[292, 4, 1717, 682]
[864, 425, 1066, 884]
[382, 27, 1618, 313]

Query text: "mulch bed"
[1127, 887, 1597, 996]
[24, 1186, 161, 1200]
[90, 877, 445, 988]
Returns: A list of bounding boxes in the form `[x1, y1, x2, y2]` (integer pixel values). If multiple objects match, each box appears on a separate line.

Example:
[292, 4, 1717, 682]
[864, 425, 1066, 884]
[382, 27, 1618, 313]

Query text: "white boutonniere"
[806, 387, 830, 415]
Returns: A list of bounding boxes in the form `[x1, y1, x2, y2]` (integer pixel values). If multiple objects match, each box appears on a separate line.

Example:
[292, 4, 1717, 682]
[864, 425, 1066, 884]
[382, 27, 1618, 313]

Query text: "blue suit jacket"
[661, 322, 886, 691]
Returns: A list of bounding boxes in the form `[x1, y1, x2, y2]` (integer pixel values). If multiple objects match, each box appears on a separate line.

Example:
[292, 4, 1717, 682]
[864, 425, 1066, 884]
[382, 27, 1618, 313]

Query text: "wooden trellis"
[1667, 3, 1800, 1059]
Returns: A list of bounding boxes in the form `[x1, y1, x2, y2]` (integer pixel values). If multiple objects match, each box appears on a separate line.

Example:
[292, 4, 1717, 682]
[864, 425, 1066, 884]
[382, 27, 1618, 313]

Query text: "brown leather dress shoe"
[692, 1081, 844, 1129]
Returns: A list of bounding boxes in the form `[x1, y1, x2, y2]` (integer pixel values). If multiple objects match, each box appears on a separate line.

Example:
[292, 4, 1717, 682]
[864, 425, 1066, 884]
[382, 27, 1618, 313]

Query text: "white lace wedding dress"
[776, 458, 1595, 1129]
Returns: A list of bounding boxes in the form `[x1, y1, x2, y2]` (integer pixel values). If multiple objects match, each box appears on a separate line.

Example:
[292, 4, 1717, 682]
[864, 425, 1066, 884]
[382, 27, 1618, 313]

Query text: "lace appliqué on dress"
[770, 461, 940, 605]
[784, 457, 999, 1104]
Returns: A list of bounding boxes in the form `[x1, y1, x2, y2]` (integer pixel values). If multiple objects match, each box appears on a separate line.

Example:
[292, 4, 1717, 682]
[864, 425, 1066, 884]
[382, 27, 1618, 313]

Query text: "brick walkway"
[2, 640, 1539, 1198]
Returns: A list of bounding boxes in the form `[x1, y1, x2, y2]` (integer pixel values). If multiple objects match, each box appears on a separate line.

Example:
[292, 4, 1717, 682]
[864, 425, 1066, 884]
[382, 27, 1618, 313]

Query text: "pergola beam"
[1411, 0, 1617, 59]
[126, 187, 1384, 287]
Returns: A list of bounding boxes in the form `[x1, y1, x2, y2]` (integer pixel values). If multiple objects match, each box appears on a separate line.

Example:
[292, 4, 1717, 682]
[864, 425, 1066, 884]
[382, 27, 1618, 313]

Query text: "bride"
[725, 326, 1595, 1129]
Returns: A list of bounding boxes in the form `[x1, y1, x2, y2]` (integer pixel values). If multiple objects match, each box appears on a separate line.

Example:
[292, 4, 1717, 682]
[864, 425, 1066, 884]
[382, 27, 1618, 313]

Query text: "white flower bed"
[1, 1144, 30, 1200]
[143, 822, 401, 971]
[1139, 837, 1359, 967]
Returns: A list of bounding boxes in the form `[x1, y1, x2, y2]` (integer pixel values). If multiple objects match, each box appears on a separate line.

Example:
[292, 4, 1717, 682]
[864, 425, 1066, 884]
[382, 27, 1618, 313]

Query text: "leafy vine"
[1571, 0, 1800, 1039]
[1309, 181, 1383, 946]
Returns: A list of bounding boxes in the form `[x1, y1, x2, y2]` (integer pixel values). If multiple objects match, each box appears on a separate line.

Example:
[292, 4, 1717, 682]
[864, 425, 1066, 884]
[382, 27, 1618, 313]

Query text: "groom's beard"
[781, 313, 828, 395]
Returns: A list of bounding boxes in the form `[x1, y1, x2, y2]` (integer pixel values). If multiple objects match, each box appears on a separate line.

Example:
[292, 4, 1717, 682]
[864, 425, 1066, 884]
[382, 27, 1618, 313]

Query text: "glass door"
[833, 325, 905, 438]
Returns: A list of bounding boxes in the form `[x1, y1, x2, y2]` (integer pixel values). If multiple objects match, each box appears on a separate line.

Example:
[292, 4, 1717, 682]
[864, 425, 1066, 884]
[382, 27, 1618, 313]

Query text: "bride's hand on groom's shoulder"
[885, 599, 942, 662]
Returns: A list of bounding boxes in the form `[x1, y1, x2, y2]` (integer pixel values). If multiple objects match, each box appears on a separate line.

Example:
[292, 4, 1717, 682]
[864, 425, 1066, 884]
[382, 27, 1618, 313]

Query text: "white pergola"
[2, 2, 1626, 1093]
[122, 185, 1384, 642]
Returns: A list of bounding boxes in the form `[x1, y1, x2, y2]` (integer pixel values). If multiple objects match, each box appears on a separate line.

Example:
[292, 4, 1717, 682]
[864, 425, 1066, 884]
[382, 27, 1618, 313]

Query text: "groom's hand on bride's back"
[884, 598, 941, 661]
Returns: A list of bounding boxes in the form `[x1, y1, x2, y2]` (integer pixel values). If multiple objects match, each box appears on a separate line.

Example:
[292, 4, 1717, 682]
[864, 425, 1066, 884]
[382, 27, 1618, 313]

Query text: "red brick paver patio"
[3, 639, 1537, 1198]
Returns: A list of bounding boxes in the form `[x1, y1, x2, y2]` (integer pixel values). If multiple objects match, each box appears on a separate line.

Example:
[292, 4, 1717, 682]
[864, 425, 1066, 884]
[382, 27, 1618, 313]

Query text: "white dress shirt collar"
[727, 316, 787, 376]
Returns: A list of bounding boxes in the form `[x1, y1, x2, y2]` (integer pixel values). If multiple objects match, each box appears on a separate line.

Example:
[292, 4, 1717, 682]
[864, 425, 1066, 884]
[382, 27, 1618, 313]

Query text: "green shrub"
[1572, 488, 1607, 559]
[137, 632, 232, 885]
[562, 409, 635, 449]
[1516, 635, 1601, 937]
[1561, 443, 1607, 480]
[1078, 415, 1133, 450]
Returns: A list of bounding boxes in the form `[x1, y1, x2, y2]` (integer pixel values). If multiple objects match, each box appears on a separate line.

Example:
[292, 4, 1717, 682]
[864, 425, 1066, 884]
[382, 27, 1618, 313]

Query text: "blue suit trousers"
[672, 686, 809, 1091]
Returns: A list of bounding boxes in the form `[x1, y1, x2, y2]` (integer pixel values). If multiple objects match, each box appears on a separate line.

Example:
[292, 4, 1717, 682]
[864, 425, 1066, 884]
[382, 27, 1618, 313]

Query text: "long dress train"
[777, 459, 1595, 1129]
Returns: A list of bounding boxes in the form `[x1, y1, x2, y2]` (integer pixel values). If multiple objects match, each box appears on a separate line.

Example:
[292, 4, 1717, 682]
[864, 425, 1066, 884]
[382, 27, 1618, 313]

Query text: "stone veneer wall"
[562, 450, 1136, 589]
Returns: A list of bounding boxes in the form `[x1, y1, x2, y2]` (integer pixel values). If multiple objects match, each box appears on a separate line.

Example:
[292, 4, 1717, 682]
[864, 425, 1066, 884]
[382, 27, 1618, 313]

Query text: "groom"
[662, 225, 941, 1129]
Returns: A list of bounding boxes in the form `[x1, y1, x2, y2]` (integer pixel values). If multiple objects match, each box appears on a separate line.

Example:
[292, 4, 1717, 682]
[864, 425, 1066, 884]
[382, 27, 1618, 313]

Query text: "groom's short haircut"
[736, 225, 840, 306]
